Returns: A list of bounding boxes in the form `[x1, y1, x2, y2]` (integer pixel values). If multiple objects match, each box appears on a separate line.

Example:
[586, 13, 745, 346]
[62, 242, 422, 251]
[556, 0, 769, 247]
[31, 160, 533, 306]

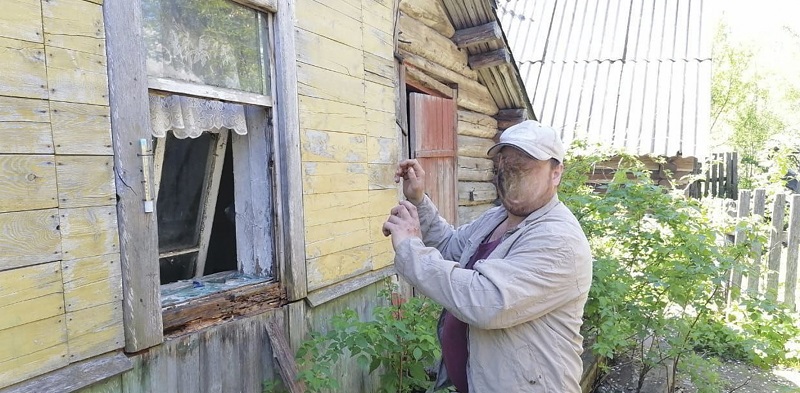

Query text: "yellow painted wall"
[296, 0, 400, 291]
[0, 0, 123, 388]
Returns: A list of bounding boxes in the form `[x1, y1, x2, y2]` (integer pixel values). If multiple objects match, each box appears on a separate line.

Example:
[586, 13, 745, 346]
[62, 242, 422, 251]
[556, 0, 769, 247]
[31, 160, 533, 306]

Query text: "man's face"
[493, 146, 563, 216]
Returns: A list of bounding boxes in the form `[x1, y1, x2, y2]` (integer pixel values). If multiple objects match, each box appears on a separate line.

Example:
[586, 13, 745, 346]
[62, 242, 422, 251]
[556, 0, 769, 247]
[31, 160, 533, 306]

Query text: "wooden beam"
[161, 281, 286, 334]
[468, 48, 511, 70]
[265, 315, 306, 393]
[452, 22, 503, 49]
[0, 352, 132, 393]
[399, 50, 498, 115]
[405, 65, 453, 98]
[274, 0, 308, 301]
[397, 12, 476, 80]
[398, 0, 455, 38]
[306, 265, 396, 307]
[148, 77, 273, 106]
[103, 0, 164, 352]
[230, 0, 277, 13]
[494, 108, 528, 130]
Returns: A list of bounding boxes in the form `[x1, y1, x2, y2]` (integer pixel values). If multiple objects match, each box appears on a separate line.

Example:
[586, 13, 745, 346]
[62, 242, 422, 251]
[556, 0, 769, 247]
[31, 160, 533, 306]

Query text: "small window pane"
[160, 252, 198, 284]
[156, 133, 214, 252]
[142, 0, 270, 95]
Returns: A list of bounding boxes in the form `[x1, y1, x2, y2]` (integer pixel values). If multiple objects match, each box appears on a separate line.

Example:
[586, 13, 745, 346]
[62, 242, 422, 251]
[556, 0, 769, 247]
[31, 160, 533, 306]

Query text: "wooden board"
[299, 96, 367, 134]
[307, 244, 373, 291]
[302, 162, 369, 195]
[305, 218, 372, 259]
[56, 156, 116, 208]
[0, 316, 68, 389]
[62, 254, 122, 313]
[0, 209, 61, 271]
[45, 34, 105, 57]
[0, 155, 58, 213]
[0, 96, 49, 123]
[365, 108, 396, 139]
[367, 136, 398, 164]
[458, 156, 494, 182]
[296, 28, 365, 79]
[45, 46, 109, 106]
[0, 262, 63, 331]
[0, 0, 43, 43]
[3, 353, 131, 393]
[104, 0, 164, 351]
[368, 163, 398, 190]
[295, 0, 362, 51]
[297, 62, 365, 108]
[0, 37, 47, 99]
[300, 129, 367, 163]
[457, 134, 494, 158]
[303, 190, 370, 227]
[0, 122, 54, 154]
[41, 0, 104, 39]
[59, 206, 119, 260]
[458, 181, 497, 205]
[50, 102, 113, 155]
[66, 302, 124, 362]
[364, 81, 395, 114]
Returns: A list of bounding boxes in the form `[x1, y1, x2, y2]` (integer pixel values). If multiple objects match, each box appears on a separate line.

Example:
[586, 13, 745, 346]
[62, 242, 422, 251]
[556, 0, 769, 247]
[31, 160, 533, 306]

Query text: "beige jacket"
[394, 195, 592, 392]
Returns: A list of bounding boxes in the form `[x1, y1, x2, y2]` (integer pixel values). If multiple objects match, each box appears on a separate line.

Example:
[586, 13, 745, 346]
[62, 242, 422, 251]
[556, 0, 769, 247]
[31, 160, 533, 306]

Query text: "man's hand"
[382, 201, 422, 249]
[394, 159, 425, 205]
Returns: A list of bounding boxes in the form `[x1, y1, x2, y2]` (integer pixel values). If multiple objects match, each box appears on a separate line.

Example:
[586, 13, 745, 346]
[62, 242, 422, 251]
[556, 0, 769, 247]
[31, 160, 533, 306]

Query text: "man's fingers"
[399, 200, 418, 220]
[382, 221, 395, 236]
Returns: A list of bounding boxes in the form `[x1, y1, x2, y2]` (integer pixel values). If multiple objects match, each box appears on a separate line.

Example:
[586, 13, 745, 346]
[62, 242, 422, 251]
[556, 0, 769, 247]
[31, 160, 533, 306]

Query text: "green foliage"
[296, 287, 442, 393]
[562, 145, 800, 392]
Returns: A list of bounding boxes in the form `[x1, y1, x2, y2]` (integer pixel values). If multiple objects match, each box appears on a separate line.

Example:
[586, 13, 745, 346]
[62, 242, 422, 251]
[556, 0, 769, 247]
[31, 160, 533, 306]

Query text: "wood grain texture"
[59, 206, 119, 260]
[0, 123, 54, 154]
[452, 21, 503, 49]
[302, 162, 369, 195]
[3, 353, 131, 393]
[0, 96, 49, 123]
[785, 194, 800, 310]
[731, 190, 751, 301]
[0, 209, 61, 271]
[766, 193, 786, 301]
[458, 119, 496, 138]
[398, 0, 455, 38]
[104, 0, 164, 351]
[397, 12, 475, 79]
[306, 265, 396, 307]
[296, 27, 365, 78]
[458, 203, 492, 224]
[0, 155, 58, 213]
[295, 0, 362, 50]
[297, 62, 366, 107]
[0, 37, 48, 99]
[0, 262, 63, 331]
[42, 0, 104, 39]
[458, 109, 498, 128]
[275, 0, 308, 301]
[299, 95, 367, 134]
[56, 156, 116, 208]
[458, 181, 497, 206]
[457, 134, 494, 158]
[747, 188, 767, 295]
[46, 46, 109, 106]
[45, 34, 105, 56]
[66, 302, 124, 362]
[307, 244, 372, 291]
[305, 218, 371, 259]
[0, 316, 68, 389]
[265, 315, 306, 393]
[62, 254, 122, 313]
[303, 190, 370, 227]
[0, 0, 43, 43]
[50, 102, 113, 155]
[300, 129, 367, 163]
[458, 155, 495, 182]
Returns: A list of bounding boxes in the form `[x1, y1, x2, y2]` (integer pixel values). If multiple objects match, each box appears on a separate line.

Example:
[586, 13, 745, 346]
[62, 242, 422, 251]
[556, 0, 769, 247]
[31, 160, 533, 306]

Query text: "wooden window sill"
[161, 271, 286, 336]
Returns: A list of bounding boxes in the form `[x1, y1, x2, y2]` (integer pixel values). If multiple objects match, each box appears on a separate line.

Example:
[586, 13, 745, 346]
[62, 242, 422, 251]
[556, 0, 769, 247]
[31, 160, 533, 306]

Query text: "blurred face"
[493, 147, 563, 216]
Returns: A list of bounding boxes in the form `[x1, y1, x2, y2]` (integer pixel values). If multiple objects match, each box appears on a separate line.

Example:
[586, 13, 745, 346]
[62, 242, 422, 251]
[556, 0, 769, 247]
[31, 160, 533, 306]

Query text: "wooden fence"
[726, 189, 800, 310]
[703, 152, 739, 199]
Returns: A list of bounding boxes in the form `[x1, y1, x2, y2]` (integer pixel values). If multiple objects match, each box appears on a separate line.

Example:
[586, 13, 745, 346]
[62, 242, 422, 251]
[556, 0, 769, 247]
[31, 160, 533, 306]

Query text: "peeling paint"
[304, 162, 318, 175]
[347, 163, 366, 174]
[303, 130, 334, 158]
[378, 138, 396, 162]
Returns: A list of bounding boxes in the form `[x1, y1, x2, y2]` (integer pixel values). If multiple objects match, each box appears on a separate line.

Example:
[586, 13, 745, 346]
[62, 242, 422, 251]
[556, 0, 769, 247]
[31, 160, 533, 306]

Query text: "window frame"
[105, 0, 306, 352]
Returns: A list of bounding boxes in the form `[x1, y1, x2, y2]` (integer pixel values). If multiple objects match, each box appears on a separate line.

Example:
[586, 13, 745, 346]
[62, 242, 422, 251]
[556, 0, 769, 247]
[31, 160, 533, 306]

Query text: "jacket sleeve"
[414, 195, 484, 263]
[393, 225, 591, 330]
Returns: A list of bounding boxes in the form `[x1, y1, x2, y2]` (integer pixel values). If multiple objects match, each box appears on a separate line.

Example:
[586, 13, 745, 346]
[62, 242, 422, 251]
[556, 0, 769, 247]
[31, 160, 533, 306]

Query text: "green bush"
[296, 288, 442, 393]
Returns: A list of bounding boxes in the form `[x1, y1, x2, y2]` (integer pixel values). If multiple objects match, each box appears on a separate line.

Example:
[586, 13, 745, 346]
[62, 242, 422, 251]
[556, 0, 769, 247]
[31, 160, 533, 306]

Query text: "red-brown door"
[409, 93, 457, 225]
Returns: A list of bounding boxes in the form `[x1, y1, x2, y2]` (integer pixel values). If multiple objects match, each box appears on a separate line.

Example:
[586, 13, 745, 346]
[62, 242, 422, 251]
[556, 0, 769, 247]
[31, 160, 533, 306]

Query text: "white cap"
[487, 120, 565, 163]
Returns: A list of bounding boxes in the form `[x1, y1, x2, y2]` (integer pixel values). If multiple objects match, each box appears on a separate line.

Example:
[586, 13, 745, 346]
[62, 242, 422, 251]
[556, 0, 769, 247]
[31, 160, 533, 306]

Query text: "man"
[382, 120, 592, 392]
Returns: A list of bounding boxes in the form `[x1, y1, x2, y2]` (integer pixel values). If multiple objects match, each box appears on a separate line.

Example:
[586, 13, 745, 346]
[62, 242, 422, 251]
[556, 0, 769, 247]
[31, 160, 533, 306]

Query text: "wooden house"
[0, 0, 533, 392]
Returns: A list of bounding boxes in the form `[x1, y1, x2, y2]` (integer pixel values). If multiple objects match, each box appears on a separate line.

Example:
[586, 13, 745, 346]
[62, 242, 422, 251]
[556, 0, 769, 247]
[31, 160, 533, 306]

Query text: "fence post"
[785, 194, 800, 311]
[766, 193, 786, 301]
[747, 189, 767, 296]
[730, 190, 751, 302]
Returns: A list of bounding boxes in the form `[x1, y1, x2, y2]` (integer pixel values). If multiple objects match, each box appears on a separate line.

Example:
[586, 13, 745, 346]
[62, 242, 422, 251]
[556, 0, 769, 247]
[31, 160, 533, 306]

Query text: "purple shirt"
[440, 236, 503, 393]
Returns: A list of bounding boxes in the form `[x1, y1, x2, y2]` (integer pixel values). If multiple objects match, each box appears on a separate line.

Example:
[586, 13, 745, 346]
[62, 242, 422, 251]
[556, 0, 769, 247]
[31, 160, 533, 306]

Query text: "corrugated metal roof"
[498, 0, 712, 158]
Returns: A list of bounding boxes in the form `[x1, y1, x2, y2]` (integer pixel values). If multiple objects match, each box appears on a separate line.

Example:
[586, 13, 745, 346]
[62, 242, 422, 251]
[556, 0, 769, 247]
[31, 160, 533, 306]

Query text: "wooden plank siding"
[296, 0, 400, 294]
[0, 0, 125, 388]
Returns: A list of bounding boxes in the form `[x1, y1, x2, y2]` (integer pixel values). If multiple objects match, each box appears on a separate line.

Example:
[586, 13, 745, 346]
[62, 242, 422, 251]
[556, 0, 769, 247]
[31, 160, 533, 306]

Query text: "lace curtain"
[149, 94, 248, 139]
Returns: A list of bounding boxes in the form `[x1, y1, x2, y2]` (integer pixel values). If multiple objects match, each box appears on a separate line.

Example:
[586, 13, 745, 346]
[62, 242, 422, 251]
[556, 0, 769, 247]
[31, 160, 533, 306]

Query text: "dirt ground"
[594, 357, 800, 393]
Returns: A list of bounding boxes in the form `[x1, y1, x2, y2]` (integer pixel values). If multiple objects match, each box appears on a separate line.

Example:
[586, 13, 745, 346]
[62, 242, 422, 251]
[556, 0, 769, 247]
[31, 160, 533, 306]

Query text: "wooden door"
[409, 93, 458, 225]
